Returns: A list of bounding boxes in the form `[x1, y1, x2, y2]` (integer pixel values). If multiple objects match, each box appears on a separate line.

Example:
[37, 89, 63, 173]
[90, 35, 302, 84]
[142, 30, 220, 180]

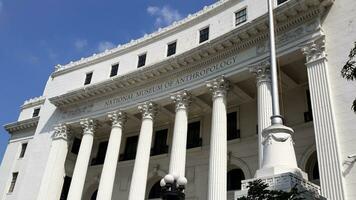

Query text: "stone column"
[128, 102, 157, 200]
[67, 119, 96, 200]
[206, 76, 229, 200]
[250, 61, 273, 169]
[169, 90, 191, 178]
[302, 36, 345, 200]
[97, 111, 127, 200]
[37, 124, 70, 200]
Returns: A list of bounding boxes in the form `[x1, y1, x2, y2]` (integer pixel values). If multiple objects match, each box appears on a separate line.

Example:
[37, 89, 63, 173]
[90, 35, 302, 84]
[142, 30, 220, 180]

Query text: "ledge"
[21, 96, 46, 109]
[4, 117, 40, 134]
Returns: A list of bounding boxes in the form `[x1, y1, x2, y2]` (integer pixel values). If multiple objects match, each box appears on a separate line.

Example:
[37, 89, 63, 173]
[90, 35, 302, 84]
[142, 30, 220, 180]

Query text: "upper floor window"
[151, 129, 169, 156]
[304, 89, 313, 122]
[8, 172, 18, 193]
[187, 121, 202, 149]
[277, 0, 288, 4]
[32, 108, 40, 117]
[120, 135, 138, 161]
[137, 53, 147, 68]
[110, 64, 119, 77]
[167, 41, 177, 57]
[227, 112, 240, 140]
[84, 72, 93, 85]
[235, 8, 247, 26]
[199, 27, 210, 43]
[19, 143, 28, 158]
[71, 137, 81, 155]
[91, 141, 108, 165]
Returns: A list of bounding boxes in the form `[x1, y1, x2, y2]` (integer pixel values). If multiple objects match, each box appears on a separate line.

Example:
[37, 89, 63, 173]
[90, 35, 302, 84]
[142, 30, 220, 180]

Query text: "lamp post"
[160, 174, 187, 200]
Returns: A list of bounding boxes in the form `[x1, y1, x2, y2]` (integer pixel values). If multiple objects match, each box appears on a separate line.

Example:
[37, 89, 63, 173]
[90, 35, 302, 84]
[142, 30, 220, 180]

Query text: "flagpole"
[267, 0, 284, 125]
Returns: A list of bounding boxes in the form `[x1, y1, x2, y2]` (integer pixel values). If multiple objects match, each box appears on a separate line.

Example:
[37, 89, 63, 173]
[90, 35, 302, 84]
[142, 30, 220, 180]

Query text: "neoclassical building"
[1, 0, 356, 199]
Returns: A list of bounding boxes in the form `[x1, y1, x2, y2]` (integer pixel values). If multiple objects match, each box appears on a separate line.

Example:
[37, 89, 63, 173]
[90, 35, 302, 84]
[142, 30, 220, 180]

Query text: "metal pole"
[267, 0, 284, 125]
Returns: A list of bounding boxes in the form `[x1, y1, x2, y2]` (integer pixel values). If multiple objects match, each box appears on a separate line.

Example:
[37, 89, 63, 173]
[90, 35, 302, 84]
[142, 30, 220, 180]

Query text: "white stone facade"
[1, 0, 356, 200]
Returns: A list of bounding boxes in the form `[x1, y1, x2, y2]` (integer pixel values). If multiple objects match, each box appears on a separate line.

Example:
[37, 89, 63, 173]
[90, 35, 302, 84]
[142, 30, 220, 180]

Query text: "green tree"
[341, 42, 356, 113]
[237, 179, 304, 200]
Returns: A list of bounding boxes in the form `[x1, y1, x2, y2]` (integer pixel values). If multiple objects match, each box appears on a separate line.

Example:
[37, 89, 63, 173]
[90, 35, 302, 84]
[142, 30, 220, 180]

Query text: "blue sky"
[0, 0, 214, 162]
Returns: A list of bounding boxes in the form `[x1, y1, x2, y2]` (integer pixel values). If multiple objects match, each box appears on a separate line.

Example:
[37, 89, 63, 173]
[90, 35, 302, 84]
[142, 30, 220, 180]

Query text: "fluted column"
[169, 90, 191, 178]
[302, 36, 345, 200]
[67, 119, 96, 200]
[128, 102, 157, 200]
[37, 124, 70, 200]
[250, 61, 273, 169]
[97, 111, 127, 200]
[206, 76, 229, 200]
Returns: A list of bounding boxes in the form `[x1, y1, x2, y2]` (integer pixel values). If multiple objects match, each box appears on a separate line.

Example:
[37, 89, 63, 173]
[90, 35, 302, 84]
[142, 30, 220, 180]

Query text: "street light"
[160, 174, 187, 200]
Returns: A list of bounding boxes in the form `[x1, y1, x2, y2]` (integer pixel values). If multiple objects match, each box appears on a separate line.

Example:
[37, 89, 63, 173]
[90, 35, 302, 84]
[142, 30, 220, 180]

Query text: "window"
[137, 53, 147, 68]
[110, 64, 119, 77]
[167, 41, 177, 57]
[8, 172, 18, 193]
[227, 112, 240, 140]
[19, 143, 27, 158]
[199, 27, 209, 43]
[84, 72, 93, 85]
[235, 8, 247, 26]
[151, 129, 168, 156]
[71, 137, 81, 155]
[227, 169, 245, 191]
[90, 190, 98, 200]
[32, 108, 40, 117]
[91, 141, 108, 165]
[306, 152, 320, 185]
[148, 180, 162, 199]
[187, 121, 202, 149]
[304, 89, 313, 122]
[120, 135, 138, 161]
[60, 176, 71, 200]
[277, 0, 288, 5]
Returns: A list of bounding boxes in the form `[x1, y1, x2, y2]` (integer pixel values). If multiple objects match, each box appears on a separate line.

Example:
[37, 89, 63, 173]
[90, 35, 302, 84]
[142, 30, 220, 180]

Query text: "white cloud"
[147, 5, 182, 28]
[97, 41, 115, 52]
[74, 39, 88, 50]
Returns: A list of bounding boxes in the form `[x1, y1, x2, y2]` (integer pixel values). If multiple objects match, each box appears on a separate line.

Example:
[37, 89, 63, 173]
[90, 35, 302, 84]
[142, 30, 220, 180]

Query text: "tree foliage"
[341, 42, 356, 113]
[237, 180, 304, 200]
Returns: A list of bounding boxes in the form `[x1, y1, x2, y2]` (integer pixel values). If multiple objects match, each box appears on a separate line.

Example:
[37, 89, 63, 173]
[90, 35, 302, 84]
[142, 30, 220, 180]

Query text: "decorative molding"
[21, 96, 46, 109]
[80, 118, 96, 135]
[108, 111, 127, 128]
[302, 35, 326, 64]
[53, 124, 69, 141]
[249, 60, 271, 84]
[206, 76, 230, 99]
[138, 102, 157, 120]
[4, 117, 39, 134]
[170, 90, 192, 111]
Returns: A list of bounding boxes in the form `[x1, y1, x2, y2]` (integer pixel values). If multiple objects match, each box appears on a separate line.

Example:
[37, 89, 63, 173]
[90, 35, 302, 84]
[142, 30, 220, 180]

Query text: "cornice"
[21, 96, 46, 109]
[49, 0, 331, 108]
[4, 117, 39, 134]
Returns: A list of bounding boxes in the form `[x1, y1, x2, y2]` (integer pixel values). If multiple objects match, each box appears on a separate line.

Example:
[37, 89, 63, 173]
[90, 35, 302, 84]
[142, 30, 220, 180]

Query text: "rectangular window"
[8, 172, 18, 193]
[60, 176, 71, 200]
[277, 0, 288, 4]
[137, 53, 147, 68]
[235, 8, 247, 26]
[187, 121, 202, 149]
[110, 64, 119, 77]
[199, 27, 210, 43]
[120, 135, 138, 161]
[32, 108, 40, 117]
[91, 141, 108, 165]
[84, 72, 93, 85]
[71, 137, 81, 155]
[167, 41, 177, 57]
[19, 143, 27, 158]
[304, 89, 313, 122]
[227, 112, 240, 140]
[151, 129, 168, 156]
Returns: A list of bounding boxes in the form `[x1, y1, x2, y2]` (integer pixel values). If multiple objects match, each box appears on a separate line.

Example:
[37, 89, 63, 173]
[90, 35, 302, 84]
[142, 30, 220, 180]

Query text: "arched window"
[90, 189, 97, 200]
[148, 180, 162, 199]
[306, 151, 320, 185]
[227, 168, 245, 191]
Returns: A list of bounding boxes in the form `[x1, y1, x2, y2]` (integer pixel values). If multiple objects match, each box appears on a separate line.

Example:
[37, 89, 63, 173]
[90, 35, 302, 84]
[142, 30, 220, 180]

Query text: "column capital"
[80, 118, 96, 135]
[171, 90, 192, 111]
[249, 60, 271, 83]
[53, 124, 69, 141]
[108, 111, 127, 128]
[138, 101, 157, 120]
[302, 36, 326, 64]
[206, 76, 230, 99]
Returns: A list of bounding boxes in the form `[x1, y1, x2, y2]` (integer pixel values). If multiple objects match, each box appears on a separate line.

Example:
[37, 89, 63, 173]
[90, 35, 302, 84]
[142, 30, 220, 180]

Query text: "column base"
[235, 173, 325, 200]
